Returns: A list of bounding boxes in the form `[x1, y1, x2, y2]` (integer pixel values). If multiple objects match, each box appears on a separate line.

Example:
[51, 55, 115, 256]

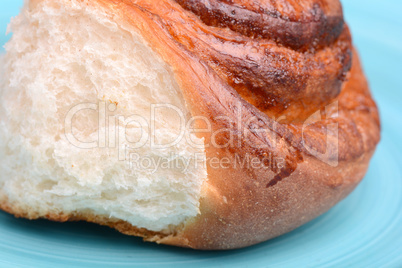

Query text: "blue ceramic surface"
[0, 0, 401, 267]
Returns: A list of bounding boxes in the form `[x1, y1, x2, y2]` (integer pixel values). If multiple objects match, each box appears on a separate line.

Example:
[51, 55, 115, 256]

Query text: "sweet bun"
[0, 0, 380, 249]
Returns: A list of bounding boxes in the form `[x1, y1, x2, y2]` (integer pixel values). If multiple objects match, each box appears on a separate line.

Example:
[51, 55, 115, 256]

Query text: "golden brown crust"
[1, 0, 380, 250]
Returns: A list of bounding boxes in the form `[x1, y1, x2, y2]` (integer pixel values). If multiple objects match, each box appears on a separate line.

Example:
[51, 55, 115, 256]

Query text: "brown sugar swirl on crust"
[174, 0, 344, 50]
[150, 0, 353, 121]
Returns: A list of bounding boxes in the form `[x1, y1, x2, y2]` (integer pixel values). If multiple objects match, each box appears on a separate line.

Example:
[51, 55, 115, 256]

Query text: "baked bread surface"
[0, 0, 380, 249]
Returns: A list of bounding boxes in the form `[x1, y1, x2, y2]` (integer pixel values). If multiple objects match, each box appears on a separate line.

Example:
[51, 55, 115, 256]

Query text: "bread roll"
[0, 0, 380, 249]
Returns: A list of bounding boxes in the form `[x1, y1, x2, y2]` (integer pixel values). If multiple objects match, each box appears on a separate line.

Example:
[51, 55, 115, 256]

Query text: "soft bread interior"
[0, 0, 207, 232]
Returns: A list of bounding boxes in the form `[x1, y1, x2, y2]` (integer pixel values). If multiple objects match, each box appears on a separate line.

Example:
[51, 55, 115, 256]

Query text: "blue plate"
[1, 0, 402, 267]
